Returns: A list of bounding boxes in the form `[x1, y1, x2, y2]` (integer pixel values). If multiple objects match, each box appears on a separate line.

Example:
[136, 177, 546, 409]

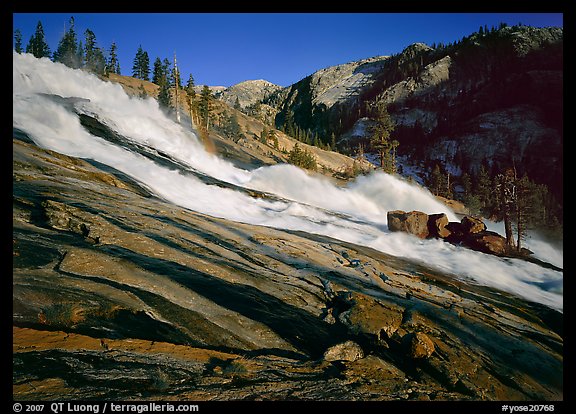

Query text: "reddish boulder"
[386, 210, 512, 258]
[464, 231, 508, 256]
[387, 210, 430, 239]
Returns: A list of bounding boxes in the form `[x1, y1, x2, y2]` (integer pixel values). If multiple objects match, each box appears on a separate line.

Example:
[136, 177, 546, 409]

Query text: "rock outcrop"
[13, 138, 562, 401]
[387, 210, 431, 239]
[218, 79, 282, 110]
[323, 340, 364, 362]
[402, 332, 435, 359]
[387, 210, 512, 257]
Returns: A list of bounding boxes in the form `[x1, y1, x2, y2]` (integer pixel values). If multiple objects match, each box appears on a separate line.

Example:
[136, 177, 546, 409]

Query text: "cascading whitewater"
[13, 52, 563, 311]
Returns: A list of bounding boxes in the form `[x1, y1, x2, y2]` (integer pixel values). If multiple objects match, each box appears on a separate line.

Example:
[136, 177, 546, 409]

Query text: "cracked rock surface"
[13, 139, 562, 401]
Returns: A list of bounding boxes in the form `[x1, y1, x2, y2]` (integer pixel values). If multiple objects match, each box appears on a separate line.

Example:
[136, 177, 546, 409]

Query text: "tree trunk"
[503, 209, 516, 249]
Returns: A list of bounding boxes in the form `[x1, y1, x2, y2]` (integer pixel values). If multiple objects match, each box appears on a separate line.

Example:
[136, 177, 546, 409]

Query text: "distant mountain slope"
[106, 73, 372, 180]
[263, 25, 563, 203]
[218, 79, 282, 109]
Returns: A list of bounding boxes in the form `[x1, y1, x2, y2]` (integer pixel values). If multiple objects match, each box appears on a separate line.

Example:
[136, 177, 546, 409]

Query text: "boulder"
[337, 291, 404, 340]
[386, 210, 512, 258]
[464, 231, 508, 256]
[444, 221, 465, 243]
[387, 210, 430, 239]
[461, 216, 487, 234]
[427, 213, 451, 238]
[444, 216, 488, 245]
[402, 332, 435, 359]
[323, 340, 364, 362]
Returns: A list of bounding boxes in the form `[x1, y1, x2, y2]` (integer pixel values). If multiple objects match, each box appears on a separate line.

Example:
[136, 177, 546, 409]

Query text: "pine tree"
[224, 113, 243, 142]
[369, 102, 397, 173]
[152, 57, 164, 85]
[162, 58, 171, 80]
[141, 50, 150, 81]
[25, 21, 51, 58]
[460, 172, 482, 215]
[430, 164, 443, 196]
[53, 17, 80, 68]
[514, 174, 548, 251]
[330, 132, 337, 152]
[107, 42, 121, 75]
[288, 143, 317, 171]
[186, 74, 195, 90]
[184, 74, 198, 128]
[199, 85, 212, 128]
[475, 164, 493, 209]
[494, 168, 517, 249]
[14, 29, 23, 53]
[157, 78, 172, 110]
[132, 46, 150, 80]
[83, 29, 97, 68]
[83, 29, 106, 75]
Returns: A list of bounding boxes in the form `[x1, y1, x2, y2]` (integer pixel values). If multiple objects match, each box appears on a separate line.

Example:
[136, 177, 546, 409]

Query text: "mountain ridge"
[218, 24, 562, 228]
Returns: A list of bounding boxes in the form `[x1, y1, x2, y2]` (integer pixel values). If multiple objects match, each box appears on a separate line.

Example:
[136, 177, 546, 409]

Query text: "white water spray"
[13, 53, 563, 311]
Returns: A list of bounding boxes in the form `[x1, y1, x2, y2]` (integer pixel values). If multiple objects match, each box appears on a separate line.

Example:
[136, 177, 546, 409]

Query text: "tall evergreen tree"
[25, 21, 51, 58]
[369, 102, 397, 173]
[224, 113, 243, 141]
[514, 174, 549, 251]
[157, 79, 172, 109]
[152, 57, 164, 85]
[53, 17, 81, 68]
[84, 29, 97, 68]
[186, 73, 195, 91]
[132, 47, 143, 78]
[475, 164, 493, 209]
[131, 45, 150, 80]
[162, 58, 171, 79]
[83, 29, 106, 75]
[430, 164, 444, 196]
[106, 42, 121, 75]
[460, 172, 482, 215]
[199, 85, 212, 127]
[494, 168, 517, 249]
[184, 74, 198, 128]
[141, 50, 150, 81]
[330, 132, 337, 152]
[14, 29, 23, 53]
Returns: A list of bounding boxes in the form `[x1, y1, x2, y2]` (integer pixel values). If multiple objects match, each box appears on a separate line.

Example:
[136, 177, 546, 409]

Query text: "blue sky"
[13, 13, 563, 88]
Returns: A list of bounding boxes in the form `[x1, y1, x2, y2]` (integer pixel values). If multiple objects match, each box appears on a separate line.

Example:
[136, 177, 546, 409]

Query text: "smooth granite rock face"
[12, 139, 562, 401]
